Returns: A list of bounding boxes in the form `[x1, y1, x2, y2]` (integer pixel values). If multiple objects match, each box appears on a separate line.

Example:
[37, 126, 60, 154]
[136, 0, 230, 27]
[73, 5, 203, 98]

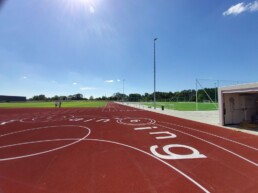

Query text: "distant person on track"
[58, 100, 62, 108]
[54, 101, 58, 108]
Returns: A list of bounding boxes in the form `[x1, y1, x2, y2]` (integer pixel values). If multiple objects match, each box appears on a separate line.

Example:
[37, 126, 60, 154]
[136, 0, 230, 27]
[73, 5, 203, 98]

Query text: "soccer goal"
[195, 79, 245, 111]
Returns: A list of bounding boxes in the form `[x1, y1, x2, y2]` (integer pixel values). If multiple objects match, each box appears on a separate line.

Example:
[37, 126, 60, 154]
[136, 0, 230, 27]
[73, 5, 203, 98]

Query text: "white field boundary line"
[155, 123, 258, 167]
[0, 138, 210, 193]
[159, 121, 258, 151]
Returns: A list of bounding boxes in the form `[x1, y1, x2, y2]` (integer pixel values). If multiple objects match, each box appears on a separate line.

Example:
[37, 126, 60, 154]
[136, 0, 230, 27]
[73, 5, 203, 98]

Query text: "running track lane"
[0, 103, 257, 193]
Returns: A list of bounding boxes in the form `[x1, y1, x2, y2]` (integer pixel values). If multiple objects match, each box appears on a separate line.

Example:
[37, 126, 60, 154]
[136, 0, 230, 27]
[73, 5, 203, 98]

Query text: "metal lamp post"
[154, 38, 158, 109]
[123, 79, 125, 101]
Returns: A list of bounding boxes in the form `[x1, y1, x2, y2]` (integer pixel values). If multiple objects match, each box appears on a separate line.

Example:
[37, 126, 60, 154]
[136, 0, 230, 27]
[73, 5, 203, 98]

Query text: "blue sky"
[0, 0, 258, 98]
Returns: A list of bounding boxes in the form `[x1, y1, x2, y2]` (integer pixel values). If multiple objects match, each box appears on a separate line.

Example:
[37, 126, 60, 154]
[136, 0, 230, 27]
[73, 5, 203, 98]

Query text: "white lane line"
[0, 125, 91, 161]
[85, 138, 210, 193]
[155, 123, 258, 167]
[0, 120, 17, 126]
[0, 125, 87, 138]
[159, 121, 258, 151]
[0, 138, 209, 193]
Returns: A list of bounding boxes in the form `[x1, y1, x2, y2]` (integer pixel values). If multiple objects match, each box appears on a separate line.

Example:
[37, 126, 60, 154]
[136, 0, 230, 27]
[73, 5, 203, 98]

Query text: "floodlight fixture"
[154, 38, 158, 109]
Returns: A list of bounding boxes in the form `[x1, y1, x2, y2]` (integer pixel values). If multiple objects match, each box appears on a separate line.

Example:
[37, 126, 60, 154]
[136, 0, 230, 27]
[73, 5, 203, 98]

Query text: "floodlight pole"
[214, 82, 217, 103]
[123, 79, 125, 101]
[123, 79, 125, 95]
[196, 79, 198, 111]
[154, 38, 158, 109]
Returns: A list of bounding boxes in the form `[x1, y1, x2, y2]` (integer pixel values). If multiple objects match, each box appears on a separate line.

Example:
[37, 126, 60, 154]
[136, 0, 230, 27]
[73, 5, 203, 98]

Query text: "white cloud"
[73, 82, 78, 85]
[223, 1, 258, 16]
[223, 2, 247, 16]
[80, 87, 97, 91]
[117, 79, 121, 82]
[249, 1, 258, 11]
[22, 76, 28, 79]
[104, 80, 114, 83]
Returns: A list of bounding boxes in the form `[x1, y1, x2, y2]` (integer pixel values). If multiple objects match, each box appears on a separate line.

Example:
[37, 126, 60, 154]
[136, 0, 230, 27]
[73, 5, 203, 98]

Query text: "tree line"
[29, 94, 91, 101]
[29, 88, 218, 103]
[108, 88, 217, 102]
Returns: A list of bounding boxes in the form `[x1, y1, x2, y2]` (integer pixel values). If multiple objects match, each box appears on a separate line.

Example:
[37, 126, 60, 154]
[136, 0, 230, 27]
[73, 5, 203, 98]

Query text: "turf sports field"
[0, 102, 257, 193]
[143, 102, 218, 111]
[0, 101, 107, 108]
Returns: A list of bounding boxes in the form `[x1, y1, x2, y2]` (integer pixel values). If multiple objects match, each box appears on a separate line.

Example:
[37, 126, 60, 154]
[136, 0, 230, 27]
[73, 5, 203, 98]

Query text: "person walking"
[58, 100, 62, 108]
[54, 101, 58, 108]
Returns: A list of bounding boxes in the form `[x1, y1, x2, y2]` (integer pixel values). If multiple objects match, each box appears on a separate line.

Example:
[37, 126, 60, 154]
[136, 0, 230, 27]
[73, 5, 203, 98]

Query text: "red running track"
[0, 102, 257, 193]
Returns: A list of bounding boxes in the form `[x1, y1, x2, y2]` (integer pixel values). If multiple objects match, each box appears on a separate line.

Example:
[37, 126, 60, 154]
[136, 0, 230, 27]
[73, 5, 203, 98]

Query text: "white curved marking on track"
[159, 121, 258, 151]
[0, 125, 91, 161]
[0, 137, 210, 192]
[0, 120, 17, 126]
[19, 114, 111, 123]
[117, 117, 156, 126]
[156, 123, 258, 167]
[85, 138, 210, 193]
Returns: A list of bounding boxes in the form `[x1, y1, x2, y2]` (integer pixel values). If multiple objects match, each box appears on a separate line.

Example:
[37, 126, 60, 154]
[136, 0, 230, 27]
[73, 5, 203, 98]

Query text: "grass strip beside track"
[143, 102, 218, 111]
[0, 101, 107, 108]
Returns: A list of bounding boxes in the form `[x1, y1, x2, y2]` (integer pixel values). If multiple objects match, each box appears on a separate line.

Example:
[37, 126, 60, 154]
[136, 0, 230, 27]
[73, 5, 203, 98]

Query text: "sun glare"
[77, 0, 96, 8]
[77, 0, 94, 5]
[81, 0, 95, 3]
[65, 0, 98, 14]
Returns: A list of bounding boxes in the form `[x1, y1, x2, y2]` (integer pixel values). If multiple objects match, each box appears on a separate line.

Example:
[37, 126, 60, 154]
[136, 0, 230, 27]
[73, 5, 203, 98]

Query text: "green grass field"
[0, 101, 108, 108]
[0, 101, 217, 111]
[142, 102, 218, 111]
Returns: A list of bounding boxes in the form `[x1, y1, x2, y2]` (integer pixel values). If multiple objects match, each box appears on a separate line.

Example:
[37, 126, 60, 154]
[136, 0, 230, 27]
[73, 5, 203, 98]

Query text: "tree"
[101, 96, 107, 100]
[73, 93, 83, 100]
[32, 94, 46, 101]
[112, 92, 127, 101]
[142, 93, 150, 101]
[27, 86, 219, 103]
[52, 95, 59, 101]
[128, 93, 142, 102]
